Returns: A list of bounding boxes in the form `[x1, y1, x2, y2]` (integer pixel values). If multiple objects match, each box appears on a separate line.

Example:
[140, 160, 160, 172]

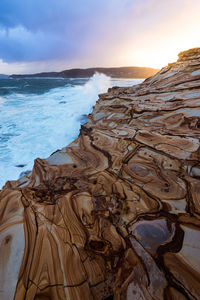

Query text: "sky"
[0, 0, 200, 74]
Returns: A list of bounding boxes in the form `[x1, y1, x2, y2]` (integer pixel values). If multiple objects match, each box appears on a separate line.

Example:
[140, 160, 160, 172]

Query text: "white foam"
[0, 75, 143, 188]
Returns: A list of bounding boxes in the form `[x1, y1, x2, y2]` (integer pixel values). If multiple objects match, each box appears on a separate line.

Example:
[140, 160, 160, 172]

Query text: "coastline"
[0, 76, 143, 188]
[10, 66, 159, 79]
[1, 48, 200, 299]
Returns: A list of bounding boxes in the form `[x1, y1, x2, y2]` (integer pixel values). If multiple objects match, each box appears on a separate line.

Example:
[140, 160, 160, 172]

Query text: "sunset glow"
[0, 0, 199, 73]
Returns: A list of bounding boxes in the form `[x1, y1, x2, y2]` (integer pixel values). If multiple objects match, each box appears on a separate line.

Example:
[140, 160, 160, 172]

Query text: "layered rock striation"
[1, 47, 200, 300]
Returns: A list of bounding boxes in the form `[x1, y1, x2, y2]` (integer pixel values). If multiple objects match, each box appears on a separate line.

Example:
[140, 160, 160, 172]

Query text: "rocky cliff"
[1, 48, 200, 300]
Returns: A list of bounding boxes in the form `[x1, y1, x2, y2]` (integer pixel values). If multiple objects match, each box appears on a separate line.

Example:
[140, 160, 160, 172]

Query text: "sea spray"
[0, 75, 143, 187]
[72, 72, 111, 116]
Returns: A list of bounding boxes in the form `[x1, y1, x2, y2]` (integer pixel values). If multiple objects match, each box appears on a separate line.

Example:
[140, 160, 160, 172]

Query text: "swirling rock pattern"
[1, 47, 200, 300]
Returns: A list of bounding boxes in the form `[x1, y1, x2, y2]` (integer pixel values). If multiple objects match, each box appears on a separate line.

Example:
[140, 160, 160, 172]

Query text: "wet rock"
[1, 47, 200, 299]
[78, 114, 88, 124]
[19, 170, 31, 178]
[129, 218, 175, 255]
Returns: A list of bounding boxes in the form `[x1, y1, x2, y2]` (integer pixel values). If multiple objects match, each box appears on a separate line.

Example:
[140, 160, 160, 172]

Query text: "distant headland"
[10, 66, 159, 79]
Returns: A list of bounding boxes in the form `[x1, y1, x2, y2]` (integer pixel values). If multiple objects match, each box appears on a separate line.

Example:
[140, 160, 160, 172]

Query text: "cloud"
[0, 0, 199, 73]
[0, 0, 138, 63]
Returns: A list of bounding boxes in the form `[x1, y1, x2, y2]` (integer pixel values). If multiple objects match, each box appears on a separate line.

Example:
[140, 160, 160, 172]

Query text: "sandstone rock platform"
[1, 48, 200, 299]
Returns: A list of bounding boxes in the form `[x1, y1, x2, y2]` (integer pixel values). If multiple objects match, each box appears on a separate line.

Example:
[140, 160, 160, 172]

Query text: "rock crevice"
[1, 48, 200, 300]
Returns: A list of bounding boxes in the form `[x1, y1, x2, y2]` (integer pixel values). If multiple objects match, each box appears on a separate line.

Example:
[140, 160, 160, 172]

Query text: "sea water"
[0, 74, 143, 188]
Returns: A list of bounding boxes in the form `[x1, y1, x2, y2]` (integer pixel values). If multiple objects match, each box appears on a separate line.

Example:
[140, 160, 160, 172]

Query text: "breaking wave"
[0, 74, 143, 187]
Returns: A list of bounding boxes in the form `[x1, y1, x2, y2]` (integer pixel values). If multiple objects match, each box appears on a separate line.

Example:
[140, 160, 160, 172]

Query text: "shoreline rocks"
[1, 47, 200, 299]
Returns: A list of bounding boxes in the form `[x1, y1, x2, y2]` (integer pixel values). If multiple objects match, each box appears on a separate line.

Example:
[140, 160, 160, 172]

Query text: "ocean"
[0, 74, 143, 188]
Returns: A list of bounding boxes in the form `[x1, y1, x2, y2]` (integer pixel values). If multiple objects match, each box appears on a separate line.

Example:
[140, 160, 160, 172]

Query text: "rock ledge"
[1, 48, 200, 300]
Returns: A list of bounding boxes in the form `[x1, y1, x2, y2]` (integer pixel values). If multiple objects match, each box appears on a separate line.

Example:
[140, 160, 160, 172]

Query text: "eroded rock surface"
[1, 47, 200, 299]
